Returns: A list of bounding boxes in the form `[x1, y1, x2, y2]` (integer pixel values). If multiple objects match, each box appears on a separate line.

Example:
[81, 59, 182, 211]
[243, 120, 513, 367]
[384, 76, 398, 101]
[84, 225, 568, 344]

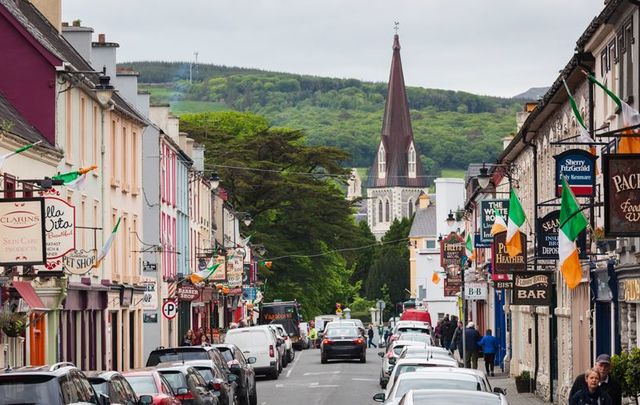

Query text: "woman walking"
[478, 329, 499, 376]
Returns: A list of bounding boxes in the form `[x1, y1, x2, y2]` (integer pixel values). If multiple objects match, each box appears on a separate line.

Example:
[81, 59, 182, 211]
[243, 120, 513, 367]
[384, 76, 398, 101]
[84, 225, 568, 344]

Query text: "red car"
[123, 369, 181, 405]
[400, 309, 432, 324]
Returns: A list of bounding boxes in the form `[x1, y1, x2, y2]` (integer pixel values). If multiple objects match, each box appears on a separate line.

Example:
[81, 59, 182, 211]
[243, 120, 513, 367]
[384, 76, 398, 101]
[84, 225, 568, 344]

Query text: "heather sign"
[604, 154, 640, 236]
[492, 231, 527, 274]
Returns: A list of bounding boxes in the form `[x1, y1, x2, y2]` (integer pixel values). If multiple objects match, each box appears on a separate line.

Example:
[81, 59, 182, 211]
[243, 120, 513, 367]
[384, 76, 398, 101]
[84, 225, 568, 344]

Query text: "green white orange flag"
[465, 232, 475, 261]
[506, 189, 526, 257]
[53, 165, 97, 184]
[490, 207, 508, 236]
[0, 141, 42, 170]
[189, 262, 221, 284]
[562, 79, 594, 143]
[558, 177, 588, 289]
[94, 217, 121, 269]
[586, 72, 640, 153]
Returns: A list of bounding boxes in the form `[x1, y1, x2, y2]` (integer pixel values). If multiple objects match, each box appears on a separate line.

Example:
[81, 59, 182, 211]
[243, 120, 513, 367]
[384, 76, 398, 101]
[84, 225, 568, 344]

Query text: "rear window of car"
[395, 377, 482, 399]
[0, 375, 59, 404]
[194, 367, 214, 382]
[216, 347, 234, 363]
[411, 392, 500, 405]
[158, 371, 187, 392]
[392, 345, 406, 355]
[398, 327, 430, 334]
[147, 349, 209, 366]
[125, 376, 158, 395]
[225, 330, 268, 347]
[326, 327, 358, 338]
[399, 333, 431, 343]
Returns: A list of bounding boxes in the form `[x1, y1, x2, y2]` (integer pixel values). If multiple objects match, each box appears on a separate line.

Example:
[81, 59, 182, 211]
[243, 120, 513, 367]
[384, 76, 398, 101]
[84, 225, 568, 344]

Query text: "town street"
[256, 347, 381, 405]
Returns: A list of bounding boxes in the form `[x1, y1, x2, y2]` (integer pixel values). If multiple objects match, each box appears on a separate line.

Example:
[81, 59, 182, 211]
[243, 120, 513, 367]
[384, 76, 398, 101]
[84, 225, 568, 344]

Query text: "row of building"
[0, 0, 257, 370]
[408, 0, 639, 402]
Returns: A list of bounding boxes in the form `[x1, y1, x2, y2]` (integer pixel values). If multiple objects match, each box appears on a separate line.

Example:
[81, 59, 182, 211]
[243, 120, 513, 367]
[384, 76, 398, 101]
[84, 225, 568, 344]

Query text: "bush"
[612, 348, 640, 402]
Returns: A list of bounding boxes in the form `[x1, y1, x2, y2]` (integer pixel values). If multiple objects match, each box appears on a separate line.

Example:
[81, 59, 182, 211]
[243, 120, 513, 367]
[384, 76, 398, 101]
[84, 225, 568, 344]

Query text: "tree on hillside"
[350, 221, 377, 293]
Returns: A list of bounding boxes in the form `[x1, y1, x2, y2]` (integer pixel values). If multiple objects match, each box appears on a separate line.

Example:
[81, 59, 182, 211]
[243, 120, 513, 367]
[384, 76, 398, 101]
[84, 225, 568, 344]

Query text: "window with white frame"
[378, 145, 386, 178]
[408, 144, 416, 178]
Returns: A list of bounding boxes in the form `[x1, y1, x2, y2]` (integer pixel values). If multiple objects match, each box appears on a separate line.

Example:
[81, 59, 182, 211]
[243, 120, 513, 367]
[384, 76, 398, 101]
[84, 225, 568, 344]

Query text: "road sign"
[376, 299, 386, 311]
[162, 300, 178, 320]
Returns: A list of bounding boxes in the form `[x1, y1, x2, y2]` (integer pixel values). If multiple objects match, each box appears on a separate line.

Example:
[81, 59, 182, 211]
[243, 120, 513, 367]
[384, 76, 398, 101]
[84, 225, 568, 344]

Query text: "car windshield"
[125, 376, 158, 394]
[216, 348, 234, 363]
[398, 333, 431, 344]
[394, 364, 440, 381]
[398, 327, 429, 334]
[394, 377, 481, 399]
[392, 345, 406, 355]
[90, 381, 108, 395]
[326, 327, 358, 338]
[195, 367, 215, 382]
[158, 371, 187, 392]
[147, 349, 209, 366]
[0, 375, 60, 405]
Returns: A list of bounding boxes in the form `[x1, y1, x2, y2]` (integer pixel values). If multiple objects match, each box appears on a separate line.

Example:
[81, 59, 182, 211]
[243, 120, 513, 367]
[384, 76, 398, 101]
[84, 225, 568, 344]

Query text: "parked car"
[123, 369, 182, 405]
[298, 322, 310, 349]
[213, 343, 257, 405]
[0, 362, 100, 405]
[374, 368, 505, 405]
[385, 357, 459, 397]
[224, 326, 281, 379]
[396, 332, 433, 346]
[320, 324, 366, 364]
[87, 370, 153, 405]
[156, 363, 219, 405]
[394, 389, 509, 405]
[147, 347, 219, 367]
[388, 321, 432, 345]
[399, 309, 432, 325]
[183, 360, 237, 405]
[397, 345, 454, 362]
[378, 340, 428, 388]
[268, 323, 294, 364]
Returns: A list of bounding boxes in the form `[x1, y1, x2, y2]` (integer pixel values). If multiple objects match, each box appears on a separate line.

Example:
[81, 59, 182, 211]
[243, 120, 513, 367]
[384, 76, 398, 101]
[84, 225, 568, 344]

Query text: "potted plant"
[515, 370, 533, 393]
[0, 311, 28, 338]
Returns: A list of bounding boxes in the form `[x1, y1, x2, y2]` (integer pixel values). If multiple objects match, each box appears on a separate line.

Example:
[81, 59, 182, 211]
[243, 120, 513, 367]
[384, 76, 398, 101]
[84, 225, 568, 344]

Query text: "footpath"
[489, 372, 548, 405]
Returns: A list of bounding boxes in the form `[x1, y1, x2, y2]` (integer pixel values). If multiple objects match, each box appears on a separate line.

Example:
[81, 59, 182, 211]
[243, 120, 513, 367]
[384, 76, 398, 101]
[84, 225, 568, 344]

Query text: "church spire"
[367, 32, 428, 188]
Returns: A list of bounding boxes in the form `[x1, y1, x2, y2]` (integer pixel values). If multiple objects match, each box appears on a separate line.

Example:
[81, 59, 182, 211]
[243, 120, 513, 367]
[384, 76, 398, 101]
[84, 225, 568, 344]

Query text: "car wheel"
[250, 388, 257, 405]
[321, 353, 328, 364]
[269, 367, 279, 380]
[360, 353, 366, 363]
[239, 387, 250, 405]
[289, 349, 295, 362]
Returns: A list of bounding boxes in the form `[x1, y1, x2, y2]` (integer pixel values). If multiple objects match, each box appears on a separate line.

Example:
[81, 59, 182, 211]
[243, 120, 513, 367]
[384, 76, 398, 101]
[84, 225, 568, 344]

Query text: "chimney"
[62, 23, 94, 62]
[30, 0, 61, 32]
[516, 102, 537, 132]
[91, 33, 119, 80]
[115, 67, 139, 105]
[418, 193, 430, 209]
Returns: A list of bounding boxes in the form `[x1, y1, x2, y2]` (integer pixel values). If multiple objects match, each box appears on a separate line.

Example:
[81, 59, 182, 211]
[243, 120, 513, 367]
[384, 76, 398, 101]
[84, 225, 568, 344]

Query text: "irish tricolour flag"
[506, 189, 526, 257]
[490, 207, 507, 236]
[0, 141, 42, 170]
[94, 217, 121, 269]
[465, 232, 475, 261]
[558, 177, 588, 289]
[189, 260, 221, 284]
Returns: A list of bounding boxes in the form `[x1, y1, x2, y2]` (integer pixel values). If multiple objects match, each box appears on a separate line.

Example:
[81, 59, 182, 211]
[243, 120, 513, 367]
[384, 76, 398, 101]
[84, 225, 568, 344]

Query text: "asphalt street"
[255, 346, 383, 405]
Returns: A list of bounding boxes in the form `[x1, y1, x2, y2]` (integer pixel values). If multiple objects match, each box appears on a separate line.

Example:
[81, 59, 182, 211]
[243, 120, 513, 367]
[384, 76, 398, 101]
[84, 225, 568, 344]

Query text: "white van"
[225, 326, 280, 379]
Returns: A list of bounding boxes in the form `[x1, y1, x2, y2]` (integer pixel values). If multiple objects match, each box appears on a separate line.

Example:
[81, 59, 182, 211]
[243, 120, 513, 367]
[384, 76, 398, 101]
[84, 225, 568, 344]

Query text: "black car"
[157, 364, 219, 405]
[320, 325, 366, 363]
[86, 370, 153, 405]
[0, 362, 100, 405]
[213, 344, 257, 405]
[183, 360, 237, 405]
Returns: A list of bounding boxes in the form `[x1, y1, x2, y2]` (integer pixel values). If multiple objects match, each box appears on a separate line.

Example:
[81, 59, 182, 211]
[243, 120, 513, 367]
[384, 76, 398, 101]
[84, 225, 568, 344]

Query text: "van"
[224, 327, 280, 380]
[400, 309, 432, 325]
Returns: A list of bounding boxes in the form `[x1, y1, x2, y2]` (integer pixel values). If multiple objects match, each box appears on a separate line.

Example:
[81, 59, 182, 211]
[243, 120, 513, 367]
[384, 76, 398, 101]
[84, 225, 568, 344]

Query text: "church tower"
[367, 33, 429, 239]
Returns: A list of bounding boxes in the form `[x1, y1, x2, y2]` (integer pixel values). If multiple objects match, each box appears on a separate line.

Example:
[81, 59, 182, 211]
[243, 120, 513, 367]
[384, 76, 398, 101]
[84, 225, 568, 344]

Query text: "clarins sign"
[603, 154, 640, 236]
[0, 198, 46, 266]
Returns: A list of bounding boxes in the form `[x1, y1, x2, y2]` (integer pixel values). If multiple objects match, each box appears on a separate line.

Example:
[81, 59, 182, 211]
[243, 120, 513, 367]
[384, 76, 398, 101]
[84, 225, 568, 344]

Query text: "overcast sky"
[62, 0, 604, 98]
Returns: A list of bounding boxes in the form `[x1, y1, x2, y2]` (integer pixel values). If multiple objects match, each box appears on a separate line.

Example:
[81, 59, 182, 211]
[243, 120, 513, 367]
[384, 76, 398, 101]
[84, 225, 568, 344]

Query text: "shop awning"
[13, 281, 47, 312]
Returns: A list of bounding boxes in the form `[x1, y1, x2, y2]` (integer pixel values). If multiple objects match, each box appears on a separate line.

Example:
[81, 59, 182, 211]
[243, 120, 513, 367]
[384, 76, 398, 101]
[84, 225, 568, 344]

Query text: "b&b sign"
[555, 149, 596, 198]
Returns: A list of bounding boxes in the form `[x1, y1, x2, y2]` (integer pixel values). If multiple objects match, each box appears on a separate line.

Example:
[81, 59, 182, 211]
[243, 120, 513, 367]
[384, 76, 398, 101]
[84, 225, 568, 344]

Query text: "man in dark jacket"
[463, 322, 481, 369]
[441, 315, 455, 349]
[569, 354, 622, 405]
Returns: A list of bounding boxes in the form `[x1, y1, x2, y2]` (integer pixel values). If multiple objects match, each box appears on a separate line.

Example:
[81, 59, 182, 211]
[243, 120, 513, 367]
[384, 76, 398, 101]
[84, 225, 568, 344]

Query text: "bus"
[258, 300, 304, 349]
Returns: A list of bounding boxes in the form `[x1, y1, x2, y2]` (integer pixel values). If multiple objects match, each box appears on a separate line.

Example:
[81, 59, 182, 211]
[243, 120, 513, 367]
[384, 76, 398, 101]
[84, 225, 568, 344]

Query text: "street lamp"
[242, 213, 252, 227]
[477, 164, 491, 190]
[209, 172, 220, 190]
[94, 74, 114, 107]
[445, 210, 456, 227]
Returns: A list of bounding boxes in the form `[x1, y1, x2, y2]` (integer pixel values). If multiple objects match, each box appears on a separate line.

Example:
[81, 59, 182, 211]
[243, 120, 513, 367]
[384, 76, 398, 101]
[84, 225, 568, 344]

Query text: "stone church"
[366, 34, 429, 239]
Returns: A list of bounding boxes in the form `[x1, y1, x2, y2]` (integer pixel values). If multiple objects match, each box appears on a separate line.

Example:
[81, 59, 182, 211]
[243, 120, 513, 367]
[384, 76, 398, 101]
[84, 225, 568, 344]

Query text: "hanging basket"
[0, 312, 28, 338]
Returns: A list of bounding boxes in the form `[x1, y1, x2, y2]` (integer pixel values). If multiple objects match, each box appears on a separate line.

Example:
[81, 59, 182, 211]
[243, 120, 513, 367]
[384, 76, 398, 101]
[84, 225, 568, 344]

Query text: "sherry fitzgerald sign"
[604, 154, 640, 236]
[555, 149, 596, 197]
[0, 198, 46, 266]
[492, 231, 527, 274]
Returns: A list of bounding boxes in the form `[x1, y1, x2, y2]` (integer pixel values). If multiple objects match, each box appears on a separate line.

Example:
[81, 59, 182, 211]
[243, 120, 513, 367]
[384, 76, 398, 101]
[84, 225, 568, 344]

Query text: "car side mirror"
[230, 363, 241, 371]
[277, 339, 284, 346]
[389, 357, 396, 365]
[177, 387, 189, 396]
[99, 393, 111, 405]
[138, 395, 153, 405]
[494, 387, 506, 395]
[373, 392, 386, 402]
[378, 351, 385, 358]
[228, 374, 238, 383]
[247, 357, 257, 364]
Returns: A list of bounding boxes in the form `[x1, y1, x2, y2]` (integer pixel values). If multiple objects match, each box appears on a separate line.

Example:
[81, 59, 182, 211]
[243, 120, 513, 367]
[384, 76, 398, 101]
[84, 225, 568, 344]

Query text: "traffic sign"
[162, 300, 178, 320]
[376, 299, 386, 311]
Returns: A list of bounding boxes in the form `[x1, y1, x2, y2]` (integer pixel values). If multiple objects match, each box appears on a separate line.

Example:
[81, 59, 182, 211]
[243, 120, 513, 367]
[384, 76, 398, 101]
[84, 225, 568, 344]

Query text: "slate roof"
[0, 0, 147, 125]
[409, 204, 437, 238]
[367, 35, 428, 188]
[0, 91, 55, 149]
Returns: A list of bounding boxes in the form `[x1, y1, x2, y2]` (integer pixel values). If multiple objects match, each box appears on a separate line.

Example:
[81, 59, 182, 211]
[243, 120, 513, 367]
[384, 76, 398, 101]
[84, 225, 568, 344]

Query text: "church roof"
[367, 34, 428, 189]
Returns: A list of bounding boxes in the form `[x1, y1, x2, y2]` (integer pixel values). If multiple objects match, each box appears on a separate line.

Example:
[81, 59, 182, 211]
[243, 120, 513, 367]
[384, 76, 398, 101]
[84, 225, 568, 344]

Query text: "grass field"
[170, 100, 229, 115]
[440, 168, 466, 179]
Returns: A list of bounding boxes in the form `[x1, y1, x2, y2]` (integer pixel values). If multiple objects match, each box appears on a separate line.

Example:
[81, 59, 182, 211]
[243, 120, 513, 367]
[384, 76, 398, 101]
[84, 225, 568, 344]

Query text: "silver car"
[395, 389, 509, 405]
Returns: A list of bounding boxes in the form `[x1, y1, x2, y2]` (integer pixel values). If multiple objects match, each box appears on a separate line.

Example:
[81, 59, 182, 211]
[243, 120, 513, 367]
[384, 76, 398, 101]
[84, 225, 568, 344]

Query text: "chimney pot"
[72, 20, 80, 27]
[62, 21, 69, 27]
[98, 33, 105, 43]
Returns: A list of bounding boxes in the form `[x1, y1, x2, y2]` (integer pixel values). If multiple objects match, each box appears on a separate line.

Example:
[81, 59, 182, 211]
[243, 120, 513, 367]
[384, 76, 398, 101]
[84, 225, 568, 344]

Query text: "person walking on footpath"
[570, 355, 621, 405]
[569, 368, 613, 405]
[450, 321, 464, 363]
[441, 315, 453, 349]
[367, 324, 377, 348]
[478, 329, 499, 376]
[463, 322, 481, 369]
[434, 320, 442, 347]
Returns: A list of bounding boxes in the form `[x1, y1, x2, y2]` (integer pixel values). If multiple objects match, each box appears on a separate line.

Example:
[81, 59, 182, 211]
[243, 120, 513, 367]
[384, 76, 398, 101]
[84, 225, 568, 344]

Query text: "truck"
[258, 300, 304, 350]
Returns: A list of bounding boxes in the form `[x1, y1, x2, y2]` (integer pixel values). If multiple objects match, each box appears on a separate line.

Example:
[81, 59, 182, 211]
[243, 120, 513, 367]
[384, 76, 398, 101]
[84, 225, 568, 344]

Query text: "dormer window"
[378, 145, 386, 178]
[408, 144, 416, 178]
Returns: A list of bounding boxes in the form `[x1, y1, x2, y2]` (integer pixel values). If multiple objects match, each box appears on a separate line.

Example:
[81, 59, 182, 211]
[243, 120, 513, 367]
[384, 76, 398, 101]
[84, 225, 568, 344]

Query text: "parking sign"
[162, 300, 178, 320]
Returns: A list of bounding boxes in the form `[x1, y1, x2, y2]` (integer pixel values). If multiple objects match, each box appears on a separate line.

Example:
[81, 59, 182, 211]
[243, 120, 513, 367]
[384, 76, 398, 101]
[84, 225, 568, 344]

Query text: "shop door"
[29, 313, 45, 365]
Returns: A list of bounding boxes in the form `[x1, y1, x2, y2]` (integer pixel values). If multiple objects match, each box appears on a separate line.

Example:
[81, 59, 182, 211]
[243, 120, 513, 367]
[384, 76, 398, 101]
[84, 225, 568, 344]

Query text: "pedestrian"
[569, 368, 613, 405]
[434, 320, 442, 347]
[181, 329, 194, 346]
[463, 321, 481, 369]
[308, 325, 318, 348]
[569, 354, 621, 405]
[441, 315, 453, 349]
[202, 333, 213, 346]
[367, 324, 377, 348]
[193, 327, 205, 345]
[478, 329, 499, 376]
[450, 321, 463, 361]
[383, 324, 392, 347]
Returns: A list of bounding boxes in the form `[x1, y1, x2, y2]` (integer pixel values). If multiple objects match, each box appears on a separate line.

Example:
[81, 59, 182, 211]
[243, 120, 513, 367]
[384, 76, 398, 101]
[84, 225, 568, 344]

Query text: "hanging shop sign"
[243, 263, 251, 284]
[512, 272, 552, 306]
[62, 249, 96, 273]
[536, 210, 587, 259]
[554, 149, 596, 197]
[226, 253, 244, 288]
[440, 232, 465, 267]
[492, 231, 527, 274]
[41, 197, 76, 270]
[603, 154, 640, 237]
[619, 278, 640, 303]
[141, 280, 158, 310]
[479, 199, 509, 247]
[493, 279, 514, 289]
[0, 197, 46, 266]
[211, 255, 227, 281]
[177, 285, 200, 301]
[465, 282, 488, 300]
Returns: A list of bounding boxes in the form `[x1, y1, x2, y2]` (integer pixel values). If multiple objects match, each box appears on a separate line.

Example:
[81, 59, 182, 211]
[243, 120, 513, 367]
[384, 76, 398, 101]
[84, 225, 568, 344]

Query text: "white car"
[390, 321, 432, 343]
[396, 332, 433, 346]
[298, 322, 310, 349]
[224, 326, 282, 379]
[396, 389, 509, 405]
[385, 357, 459, 398]
[378, 339, 428, 388]
[397, 345, 455, 362]
[374, 368, 505, 405]
[268, 324, 294, 364]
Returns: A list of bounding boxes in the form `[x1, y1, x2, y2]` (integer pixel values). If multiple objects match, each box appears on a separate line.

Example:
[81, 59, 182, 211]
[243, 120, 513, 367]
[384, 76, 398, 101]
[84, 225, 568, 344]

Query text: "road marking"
[352, 378, 377, 382]
[275, 384, 284, 388]
[309, 384, 340, 388]
[303, 370, 341, 376]
[286, 351, 302, 378]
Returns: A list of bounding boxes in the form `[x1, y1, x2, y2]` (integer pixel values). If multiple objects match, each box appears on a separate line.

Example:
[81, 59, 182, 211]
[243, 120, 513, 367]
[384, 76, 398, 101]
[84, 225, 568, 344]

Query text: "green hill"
[124, 61, 522, 173]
